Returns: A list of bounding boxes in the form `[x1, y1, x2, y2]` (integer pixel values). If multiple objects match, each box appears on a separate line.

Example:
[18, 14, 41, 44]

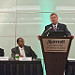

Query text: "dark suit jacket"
[11, 45, 37, 59]
[41, 23, 71, 36]
[0, 48, 4, 56]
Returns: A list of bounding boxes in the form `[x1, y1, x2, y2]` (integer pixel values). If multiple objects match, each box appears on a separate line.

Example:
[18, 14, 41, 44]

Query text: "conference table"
[0, 58, 75, 75]
[0, 59, 43, 75]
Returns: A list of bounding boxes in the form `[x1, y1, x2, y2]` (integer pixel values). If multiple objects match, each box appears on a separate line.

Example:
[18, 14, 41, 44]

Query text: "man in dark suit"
[0, 48, 4, 56]
[38, 13, 73, 74]
[38, 13, 74, 39]
[41, 13, 71, 37]
[11, 38, 37, 59]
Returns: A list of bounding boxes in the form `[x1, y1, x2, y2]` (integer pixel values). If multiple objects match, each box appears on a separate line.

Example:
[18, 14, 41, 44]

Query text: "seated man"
[11, 37, 37, 59]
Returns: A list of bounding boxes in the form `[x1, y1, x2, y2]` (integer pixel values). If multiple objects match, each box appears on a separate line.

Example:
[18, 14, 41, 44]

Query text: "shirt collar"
[19, 46, 24, 50]
[52, 23, 58, 28]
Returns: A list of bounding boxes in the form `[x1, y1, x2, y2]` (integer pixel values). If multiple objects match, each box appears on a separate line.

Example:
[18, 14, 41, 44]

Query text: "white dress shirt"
[19, 46, 26, 57]
[53, 23, 58, 29]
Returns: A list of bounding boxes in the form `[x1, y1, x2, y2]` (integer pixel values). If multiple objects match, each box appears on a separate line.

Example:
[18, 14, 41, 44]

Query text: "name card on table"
[19, 57, 32, 61]
[0, 57, 9, 61]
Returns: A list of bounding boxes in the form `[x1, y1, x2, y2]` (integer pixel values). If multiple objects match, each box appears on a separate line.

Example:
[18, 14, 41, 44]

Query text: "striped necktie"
[53, 25, 57, 31]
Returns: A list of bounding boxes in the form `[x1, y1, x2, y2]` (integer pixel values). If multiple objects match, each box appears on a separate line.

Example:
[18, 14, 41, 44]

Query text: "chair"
[0, 48, 4, 56]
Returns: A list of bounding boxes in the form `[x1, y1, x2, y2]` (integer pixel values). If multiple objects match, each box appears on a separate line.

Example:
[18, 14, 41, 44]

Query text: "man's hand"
[37, 35, 41, 40]
[68, 35, 74, 40]
[19, 55, 23, 57]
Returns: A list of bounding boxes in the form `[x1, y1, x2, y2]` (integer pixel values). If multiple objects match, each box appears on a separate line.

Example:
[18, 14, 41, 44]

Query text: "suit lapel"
[16, 46, 20, 55]
[24, 45, 27, 56]
[57, 23, 60, 30]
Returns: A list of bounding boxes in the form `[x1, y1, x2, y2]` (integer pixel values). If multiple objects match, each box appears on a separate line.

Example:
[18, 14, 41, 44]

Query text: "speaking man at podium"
[38, 13, 74, 75]
[38, 13, 74, 39]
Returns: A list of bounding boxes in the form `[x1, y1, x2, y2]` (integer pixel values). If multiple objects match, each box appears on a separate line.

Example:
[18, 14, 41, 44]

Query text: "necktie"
[54, 25, 57, 31]
[20, 48, 26, 57]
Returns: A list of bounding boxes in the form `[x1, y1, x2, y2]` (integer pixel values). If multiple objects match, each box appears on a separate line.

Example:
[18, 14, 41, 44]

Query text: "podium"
[40, 36, 72, 75]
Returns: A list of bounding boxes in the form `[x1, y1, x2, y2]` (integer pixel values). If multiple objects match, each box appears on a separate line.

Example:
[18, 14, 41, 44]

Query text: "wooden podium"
[40, 36, 72, 75]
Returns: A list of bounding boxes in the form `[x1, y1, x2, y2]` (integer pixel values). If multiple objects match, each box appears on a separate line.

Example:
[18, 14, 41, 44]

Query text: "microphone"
[45, 27, 52, 33]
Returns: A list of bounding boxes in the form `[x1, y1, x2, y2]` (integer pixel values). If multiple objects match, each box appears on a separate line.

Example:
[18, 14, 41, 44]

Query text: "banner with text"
[42, 38, 70, 52]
